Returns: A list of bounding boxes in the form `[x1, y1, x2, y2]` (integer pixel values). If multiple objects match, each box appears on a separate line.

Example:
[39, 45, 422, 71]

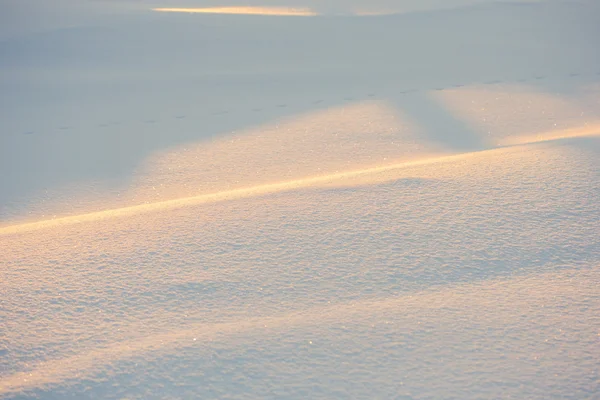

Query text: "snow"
[1, 0, 599, 398]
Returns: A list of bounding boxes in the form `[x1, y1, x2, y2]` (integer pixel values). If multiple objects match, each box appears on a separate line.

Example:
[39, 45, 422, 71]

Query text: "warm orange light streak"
[1, 125, 598, 236]
[0, 154, 464, 235]
[433, 84, 600, 146]
[152, 7, 318, 16]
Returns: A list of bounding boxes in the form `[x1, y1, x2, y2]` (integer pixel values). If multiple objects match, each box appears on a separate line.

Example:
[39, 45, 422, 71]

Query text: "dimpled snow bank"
[1, 0, 599, 399]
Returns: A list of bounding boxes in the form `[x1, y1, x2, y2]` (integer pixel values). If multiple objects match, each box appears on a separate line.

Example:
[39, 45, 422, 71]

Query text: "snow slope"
[1, 1, 599, 398]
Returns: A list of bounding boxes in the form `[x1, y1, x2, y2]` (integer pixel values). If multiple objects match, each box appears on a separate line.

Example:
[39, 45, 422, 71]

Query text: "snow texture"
[1, 0, 599, 399]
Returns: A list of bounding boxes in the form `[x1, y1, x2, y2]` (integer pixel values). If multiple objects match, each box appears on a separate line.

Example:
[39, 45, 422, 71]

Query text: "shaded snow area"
[1, 1, 599, 399]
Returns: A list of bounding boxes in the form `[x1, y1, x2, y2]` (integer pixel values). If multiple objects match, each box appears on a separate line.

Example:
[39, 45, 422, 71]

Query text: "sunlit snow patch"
[152, 7, 318, 16]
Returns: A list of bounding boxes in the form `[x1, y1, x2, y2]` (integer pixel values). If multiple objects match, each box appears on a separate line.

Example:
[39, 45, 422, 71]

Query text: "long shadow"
[387, 91, 485, 152]
[1, 0, 599, 221]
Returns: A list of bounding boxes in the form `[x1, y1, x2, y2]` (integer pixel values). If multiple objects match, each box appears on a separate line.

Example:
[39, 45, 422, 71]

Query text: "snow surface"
[1, 0, 599, 398]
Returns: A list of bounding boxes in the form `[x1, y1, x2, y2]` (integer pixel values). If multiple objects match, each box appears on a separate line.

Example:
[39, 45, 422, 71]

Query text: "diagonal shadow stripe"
[389, 91, 486, 152]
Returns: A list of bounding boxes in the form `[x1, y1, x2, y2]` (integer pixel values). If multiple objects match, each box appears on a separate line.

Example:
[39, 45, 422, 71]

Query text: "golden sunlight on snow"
[432, 83, 600, 146]
[152, 7, 318, 16]
[128, 101, 439, 203]
[3, 1, 600, 397]
[1, 94, 600, 234]
[2, 128, 599, 395]
[0, 101, 440, 228]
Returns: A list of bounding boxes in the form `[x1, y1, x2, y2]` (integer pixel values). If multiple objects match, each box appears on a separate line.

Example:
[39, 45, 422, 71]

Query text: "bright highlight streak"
[1, 125, 598, 236]
[152, 7, 318, 16]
